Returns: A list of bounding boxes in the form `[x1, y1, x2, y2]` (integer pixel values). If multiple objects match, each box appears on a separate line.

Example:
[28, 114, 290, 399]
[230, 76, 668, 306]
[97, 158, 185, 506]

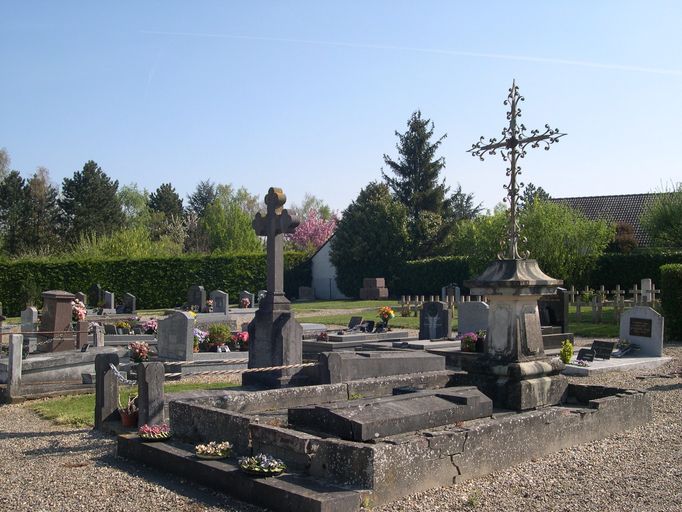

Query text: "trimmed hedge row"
[660, 264, 682, 341]
[392, 256, 471, 296]
[587, 251, 682, 289]
[0, 252, 311, 316]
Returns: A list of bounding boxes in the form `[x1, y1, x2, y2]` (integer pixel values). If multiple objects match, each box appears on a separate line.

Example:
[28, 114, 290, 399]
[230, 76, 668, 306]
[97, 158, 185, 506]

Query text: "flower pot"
[120, 410, 138, 427]
[476, 337, 485, 353]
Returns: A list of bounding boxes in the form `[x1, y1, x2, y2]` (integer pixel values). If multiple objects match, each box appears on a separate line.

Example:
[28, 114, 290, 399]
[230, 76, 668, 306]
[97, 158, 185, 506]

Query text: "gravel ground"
[1, 345, 681, 512]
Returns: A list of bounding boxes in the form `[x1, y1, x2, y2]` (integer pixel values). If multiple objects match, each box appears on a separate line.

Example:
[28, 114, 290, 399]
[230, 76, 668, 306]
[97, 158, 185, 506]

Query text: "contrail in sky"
[141, 29, 682, 77]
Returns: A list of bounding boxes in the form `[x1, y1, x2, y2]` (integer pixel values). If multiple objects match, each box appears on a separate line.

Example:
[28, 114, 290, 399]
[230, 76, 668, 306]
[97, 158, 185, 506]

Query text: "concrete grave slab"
[563, 355, 672, 376]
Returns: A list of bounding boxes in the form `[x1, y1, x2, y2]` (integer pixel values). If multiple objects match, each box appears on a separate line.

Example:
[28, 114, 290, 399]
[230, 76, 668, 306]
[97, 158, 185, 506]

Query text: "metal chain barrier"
[109, 363, 137, 386]
[181, 362, 319, 377]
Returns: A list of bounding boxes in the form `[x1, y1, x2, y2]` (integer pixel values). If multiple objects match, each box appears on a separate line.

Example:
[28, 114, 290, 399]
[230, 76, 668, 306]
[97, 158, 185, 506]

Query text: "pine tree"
[0, 171, 28, 256]
[149, 183, 183, 221]
[59, 160, 124, 240]
[23, 167, 62, 253]
[187, 180, 217, 217]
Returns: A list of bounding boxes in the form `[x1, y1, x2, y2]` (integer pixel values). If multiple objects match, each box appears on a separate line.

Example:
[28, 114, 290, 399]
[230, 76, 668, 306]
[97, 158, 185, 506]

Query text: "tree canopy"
[641, 184, 682, 248]
[149, 183, 183, 221]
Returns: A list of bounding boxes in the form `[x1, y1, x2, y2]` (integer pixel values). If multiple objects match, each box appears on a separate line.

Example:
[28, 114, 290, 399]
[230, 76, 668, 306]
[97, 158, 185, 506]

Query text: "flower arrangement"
[238, 453, 286, 476]
[116, 320, 131, 330]
[573, 359, 590, 367]
[193, 328, 208, 352]
[195, 441, 232, 460]
[72, 299, 87, 322]
[240, 297, 251, 309]
[316, 332, 328, 341]
[138, 423, 171, 441]
[206, 299, 214, 312]
[129, 341, 150, 363]
[460, 332, 479, 352]
[559, 339, 574, 364]
[377, 306, 395, 326]
[143, 319, 158, 335]
[231, 331, 249, 351]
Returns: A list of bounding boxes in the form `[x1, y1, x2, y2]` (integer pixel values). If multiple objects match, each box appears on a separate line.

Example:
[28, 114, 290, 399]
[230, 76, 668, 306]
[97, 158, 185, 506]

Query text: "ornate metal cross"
[253, 187, 300, 305]
[468, 80, 565, 260]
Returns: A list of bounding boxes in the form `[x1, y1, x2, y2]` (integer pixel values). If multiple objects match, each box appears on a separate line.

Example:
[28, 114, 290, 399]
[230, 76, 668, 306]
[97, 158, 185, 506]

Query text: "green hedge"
[587, 252, 682, 289]
[0, 252, 311, 316]
[392, 256, 471, 296]
[660, 264, 682, 341]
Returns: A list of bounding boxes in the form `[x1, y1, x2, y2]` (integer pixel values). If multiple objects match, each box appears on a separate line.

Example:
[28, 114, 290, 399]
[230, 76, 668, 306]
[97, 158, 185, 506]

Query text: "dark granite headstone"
[123, 293, 136, 314]
[288, 386, 492, 441]
[240, 290, 255, 308]
[419, 301, 452, 340]
[103, 291, 115, 310]
[88, 284, 103, 307]
[137, 362, 165, 426]
[591, 340, 616, 360]
[187, 285, 206, 312]
[577, 348, 595, 362]
[538, 287, 569, 333]
[347, 316, 363, 329]
[94, 352, 120, 430]
[209, 289, 228, 313]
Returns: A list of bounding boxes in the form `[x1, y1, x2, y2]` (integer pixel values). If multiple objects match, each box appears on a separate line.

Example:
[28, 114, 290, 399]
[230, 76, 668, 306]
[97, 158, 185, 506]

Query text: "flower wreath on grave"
[138, 423, 171, 441]
[231, 331, 249, 351]
[129, 341, 150, 363]
[72, 299, 87, 322]
[459, 332, 479, 352]
[195, 441, 232, 460]
[238, 453, 286, 477]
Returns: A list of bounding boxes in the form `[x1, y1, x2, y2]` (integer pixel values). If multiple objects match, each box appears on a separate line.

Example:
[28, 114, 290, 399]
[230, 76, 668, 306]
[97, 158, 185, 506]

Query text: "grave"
[187, 285, 206, 312]
[209, 289, 229, 314]
[619, 306, 664, 357]
[74, 291, 87, 305]
[240, 290, 255, 308]
[156, 312, 194, 361]
[88, 284, 103, 307]
[38, 290, 76, 352]
[359, 277, 389, 300]
[419, 301, 452, 340]
[102, 291, 116, 314]
[457, 301, 489, 334]
[122, 293, 137, 314]
[538, 287, 569, 333]
[21, 306, 39, 353]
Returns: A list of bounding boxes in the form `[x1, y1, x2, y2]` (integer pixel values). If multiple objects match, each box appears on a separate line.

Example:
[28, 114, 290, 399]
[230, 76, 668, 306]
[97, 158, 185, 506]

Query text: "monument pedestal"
[464, 259, 568, 411]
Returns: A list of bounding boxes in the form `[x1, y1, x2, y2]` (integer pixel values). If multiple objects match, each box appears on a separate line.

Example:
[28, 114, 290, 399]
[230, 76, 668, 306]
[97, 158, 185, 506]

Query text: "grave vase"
[120, 410, 138, 428]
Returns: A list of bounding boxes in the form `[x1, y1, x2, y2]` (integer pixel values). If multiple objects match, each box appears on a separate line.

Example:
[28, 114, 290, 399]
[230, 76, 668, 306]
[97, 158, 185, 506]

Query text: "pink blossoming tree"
[287, 208, 337, 252]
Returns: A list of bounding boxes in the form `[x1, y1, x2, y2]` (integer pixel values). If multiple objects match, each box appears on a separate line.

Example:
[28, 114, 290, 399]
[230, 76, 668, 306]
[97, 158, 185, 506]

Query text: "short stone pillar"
[39, 290, 76, 352]
[137, 362, 165, 426]
[93, 325, 105, 347]
[7, 335, 23, 398]
[76, 321, 89, 349]
[94, 353, 120, 430]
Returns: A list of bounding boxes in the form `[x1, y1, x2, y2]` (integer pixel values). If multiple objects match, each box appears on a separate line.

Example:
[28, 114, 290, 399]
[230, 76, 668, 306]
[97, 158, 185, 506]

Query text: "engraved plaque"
[629, 318, 652, 338]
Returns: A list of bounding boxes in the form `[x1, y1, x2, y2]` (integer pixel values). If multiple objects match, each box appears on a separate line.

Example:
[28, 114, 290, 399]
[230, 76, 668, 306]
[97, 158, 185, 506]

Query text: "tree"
[287, 208, 337, 253]
[449, 184, 483, 221]
[330, 182, 410, 296]
[0, 147, 10, 182]
[641, 184, 682, 248]
[23, 167, 61, 254]
[608, 222, 638, 254]
[201, 199, 262, 253]
[59, 160, 124, 240]
[0, 171, 28, 256]
[118, 184, 151, 229]
[187, 180, 217, 218]
[519, 182, 551, 209]
[451, 211, 508, 275]
[291, 193, 333, 221]
[149, 183, 183, 221]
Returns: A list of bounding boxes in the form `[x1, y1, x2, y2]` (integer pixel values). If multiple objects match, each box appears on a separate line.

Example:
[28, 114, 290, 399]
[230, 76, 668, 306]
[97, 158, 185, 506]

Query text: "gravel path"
[1, 346, 681, 512]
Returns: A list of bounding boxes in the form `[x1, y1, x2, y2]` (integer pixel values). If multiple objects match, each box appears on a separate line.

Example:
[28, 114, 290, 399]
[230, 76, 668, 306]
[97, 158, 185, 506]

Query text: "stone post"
[7, 335, 23, 399]
[94, 353, 120, 430]
[76, 320, 89, 349]
[93, 325, 105, 347]
[137, 362, 165, 426]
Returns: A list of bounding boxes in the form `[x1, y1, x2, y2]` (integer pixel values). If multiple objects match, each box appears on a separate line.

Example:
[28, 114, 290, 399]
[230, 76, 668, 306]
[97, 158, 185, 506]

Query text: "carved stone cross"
[252, 187, 299, 308]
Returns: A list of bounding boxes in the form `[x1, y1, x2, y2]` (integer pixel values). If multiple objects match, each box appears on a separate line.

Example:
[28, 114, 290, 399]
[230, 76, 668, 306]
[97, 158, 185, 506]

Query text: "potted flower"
[195, 441, 232, 460]
[72, 299, 87, 323]
[238, 453, 286, 477]
[129, 341, 150, 363]
[138, 423, 171, 441]
[208, 323, 231, 351]
[118, 393, 139, 427]
[143, 319, 158, 335]
[377, 306, 395, 329]
[231, 331, 249, 351]
[193, 328, 208, 352]
[116, 321, 131, 335]
[240, 297, 251, 309]
[206, 299, 214, 313]
[460, 332, 479, 352]
[476, 330, 487, 353]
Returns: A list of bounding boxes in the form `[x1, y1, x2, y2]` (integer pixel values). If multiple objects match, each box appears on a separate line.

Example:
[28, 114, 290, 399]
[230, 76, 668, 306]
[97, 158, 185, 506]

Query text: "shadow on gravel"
[0, 429, 90, 440]
[646, 382, 682, 392]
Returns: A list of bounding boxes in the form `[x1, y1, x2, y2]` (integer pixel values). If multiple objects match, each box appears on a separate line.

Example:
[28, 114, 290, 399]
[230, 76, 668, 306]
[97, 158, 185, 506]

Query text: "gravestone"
[288, 386, 492, 441]
[88, 284, 103, 307]
[457, 301, 489, 334]
[209, 289, 228, 314]
[103, 291, 115, 310]
[122, 293, 137, 314]
[138, 362, 165, 426]
[21, 306, 39, 353]
[240, 290, 255, 308]
[74, 292, 87, 305]
[619, 306, 664, 357]
[187, 285, 206, 312]
[103, 324, 117, 335]
[244, 187, 303, 388]
[157, 312, 194, 361]
[39, 290, 76, 352]
[419, 301, 452, 340]
[348, 316, 363, 330]
[298, 286, 315, 301]
[538, 287, 569, 333]
[640, 278, 653, 303]
[257, 289, 267, 303]
[359, 277, 389, 300]
[591, 340, 616, 360]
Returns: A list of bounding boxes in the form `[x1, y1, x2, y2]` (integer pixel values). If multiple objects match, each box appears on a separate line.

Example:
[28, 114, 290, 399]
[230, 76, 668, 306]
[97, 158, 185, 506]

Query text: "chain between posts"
[108, 363, 137, 386]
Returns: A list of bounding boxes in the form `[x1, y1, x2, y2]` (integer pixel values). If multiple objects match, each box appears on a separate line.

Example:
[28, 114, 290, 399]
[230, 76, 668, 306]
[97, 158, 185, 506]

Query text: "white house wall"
[311, 241, 348, 300]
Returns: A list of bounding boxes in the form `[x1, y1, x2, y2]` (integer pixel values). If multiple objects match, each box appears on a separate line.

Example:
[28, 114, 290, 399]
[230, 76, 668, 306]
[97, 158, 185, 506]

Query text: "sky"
[2, 1, 682, 214]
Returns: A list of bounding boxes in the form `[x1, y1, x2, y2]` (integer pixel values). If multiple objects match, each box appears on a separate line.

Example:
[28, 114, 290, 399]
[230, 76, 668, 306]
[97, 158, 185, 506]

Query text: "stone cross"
[468, 80, 565, 260]
[252, 187, 299, 308]
[629, 284, 641, 305]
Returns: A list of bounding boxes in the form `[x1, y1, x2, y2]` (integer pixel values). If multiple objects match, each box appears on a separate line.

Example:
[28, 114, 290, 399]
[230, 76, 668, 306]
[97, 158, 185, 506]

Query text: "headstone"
[359, 277, 389, 300]
[257, 289, 267, 303]
[39, 290, 76, 352]
[591, 340, 616, 360]
[103, 324, 117, 335]
[93, 324, 105, 347]
[122, 293, 137, 314]
[157, 312, 194, 361]
[187, 285, 206, 312]
[76, 320, 89, 349]
[21, 306, 39, 353]
[88, 284, 103, 307]
[347, 316, 363, 330]
[209, 289, 228, 314]
[288, 386, 492, 441]
[74, 292, 87, 305]
[538, 287, 569, 333]
[137, 362, 165, 426]
[457, 301, 489, 334]
[94, 353, 120, 430]
[640, 278, 653, 303]
[419, 301, 452, 340]
[298, 286, 315, 301]
[577, 348, 595, 362]
[244, 187, 303, 388]
[7, 335, 23, 398]
[103, 291, 115, 310]
[240, 290, 255, 308]
[619, 306, 664, 357]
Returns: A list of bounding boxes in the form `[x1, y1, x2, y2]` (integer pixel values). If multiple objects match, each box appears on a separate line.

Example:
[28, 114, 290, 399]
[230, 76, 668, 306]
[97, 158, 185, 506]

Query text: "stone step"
[117, 434, 363, 512]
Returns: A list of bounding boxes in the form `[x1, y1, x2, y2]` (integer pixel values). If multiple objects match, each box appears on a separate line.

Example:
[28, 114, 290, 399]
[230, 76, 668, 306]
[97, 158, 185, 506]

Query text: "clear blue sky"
[2, 1, 681, 213]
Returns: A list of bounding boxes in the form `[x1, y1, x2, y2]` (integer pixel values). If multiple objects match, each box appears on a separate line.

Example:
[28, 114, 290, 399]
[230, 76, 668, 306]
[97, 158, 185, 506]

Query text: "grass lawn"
[291, 299, 402, 311]
[29, 381, 238, 428]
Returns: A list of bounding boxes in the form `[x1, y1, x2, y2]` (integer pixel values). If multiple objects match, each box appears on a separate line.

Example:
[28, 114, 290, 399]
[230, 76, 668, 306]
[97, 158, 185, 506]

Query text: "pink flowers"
[286, 208, 337, 252]
[72, 299, 87, 321]
[138, 424, 170, 435]
[129, 341, 150, 363]
[231, 331, 249, 350]
[143, 319, 158, 334]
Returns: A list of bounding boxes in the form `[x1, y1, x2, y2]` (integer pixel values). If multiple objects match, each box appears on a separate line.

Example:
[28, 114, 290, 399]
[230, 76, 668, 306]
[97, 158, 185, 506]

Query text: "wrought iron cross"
[468, 80, 565, 260]
[253, 188, 300, 302]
